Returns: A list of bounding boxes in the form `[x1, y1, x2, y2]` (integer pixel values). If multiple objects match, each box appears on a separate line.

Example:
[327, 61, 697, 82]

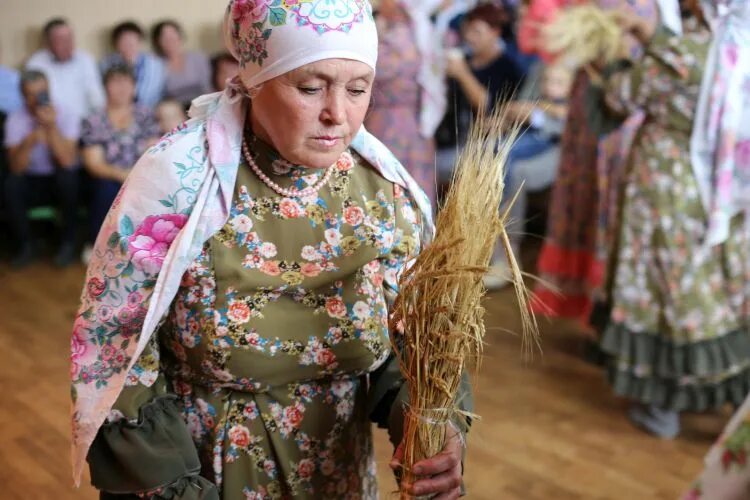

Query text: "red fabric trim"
[535, 244, 604, 288]
[530, 288, 593, 324]
[530, 244, 606, 325]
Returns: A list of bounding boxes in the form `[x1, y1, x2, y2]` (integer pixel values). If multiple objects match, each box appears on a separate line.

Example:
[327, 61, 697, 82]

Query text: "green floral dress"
[87, 139, 428, 499]
[600, 22, 750, 411]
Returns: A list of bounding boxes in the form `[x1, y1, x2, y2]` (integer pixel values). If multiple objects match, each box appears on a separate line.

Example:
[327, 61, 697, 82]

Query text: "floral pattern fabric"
[690, 0, 750, 247]
[224, 0, 377, 89]
[529, 0, 658, 326]
[685, 395, 750, 499]
[70, 86, 433, 484]
[104, 139, 421, 498]
[80, 105, 161, 169]
[366, 11, 436, 206]
[600, 21, 750, 410]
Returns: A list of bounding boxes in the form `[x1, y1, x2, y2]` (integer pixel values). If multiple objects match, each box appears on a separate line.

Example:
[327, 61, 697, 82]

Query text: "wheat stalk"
[390, 106, 540, 498]
[542, 5, 623, 69]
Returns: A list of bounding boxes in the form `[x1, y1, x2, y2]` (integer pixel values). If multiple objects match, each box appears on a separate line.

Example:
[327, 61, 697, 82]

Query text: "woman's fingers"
[407, 465, 462, 496]
[412, 448, 461, 476]
[411, 431, 461, 476]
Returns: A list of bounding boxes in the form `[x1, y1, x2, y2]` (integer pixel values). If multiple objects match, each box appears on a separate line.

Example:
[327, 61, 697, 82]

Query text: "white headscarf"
[690, 0, 750, 246]
[224, 0, 379, 88]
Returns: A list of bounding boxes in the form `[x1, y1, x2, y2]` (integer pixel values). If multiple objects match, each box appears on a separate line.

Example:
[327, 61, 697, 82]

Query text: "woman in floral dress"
[599, 2, 750, 438]
[529, 0, 657, 327]
[366, 0, 443, 206]
[71, 1, 469, 498]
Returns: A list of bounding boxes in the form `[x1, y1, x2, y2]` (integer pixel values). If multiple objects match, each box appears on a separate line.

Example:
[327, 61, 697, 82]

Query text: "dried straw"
[542, 5, 623, 69]
[389, 106, 540, 498]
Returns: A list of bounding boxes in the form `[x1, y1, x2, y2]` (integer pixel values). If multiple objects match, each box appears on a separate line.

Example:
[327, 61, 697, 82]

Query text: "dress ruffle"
[601, 323, 750, 411]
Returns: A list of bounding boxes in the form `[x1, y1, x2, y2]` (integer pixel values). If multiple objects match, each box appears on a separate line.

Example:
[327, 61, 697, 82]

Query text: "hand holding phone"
[34, 93, 57, 128]
[36, 90, 50, 107]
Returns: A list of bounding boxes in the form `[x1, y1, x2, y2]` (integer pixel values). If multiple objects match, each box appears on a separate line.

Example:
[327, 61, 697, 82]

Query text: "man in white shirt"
[26, 18, 105, 123]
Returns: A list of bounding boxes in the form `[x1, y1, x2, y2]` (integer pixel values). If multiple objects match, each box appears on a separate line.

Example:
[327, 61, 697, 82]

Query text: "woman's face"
[249, 59, 374, 169]
[462, 20, 500, 56]
[106, 74, 136, 107]
[159, 25, 183, 58]
[116, 32, 142, 64]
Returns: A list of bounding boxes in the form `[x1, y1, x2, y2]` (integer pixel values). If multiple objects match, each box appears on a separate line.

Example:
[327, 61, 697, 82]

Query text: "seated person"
[486, 62, 573, 289]
[435, 3, 524, 183]
[26, 17, 105, 124]
[210, 52, 239, 92]
[0, 62, 22, 116]
[4, 70, 79, 268]
[152, 20, 211, 108]
[100, 21, 166, 107]
[155, 98, 187, 135]
[80, 65, 160, 252]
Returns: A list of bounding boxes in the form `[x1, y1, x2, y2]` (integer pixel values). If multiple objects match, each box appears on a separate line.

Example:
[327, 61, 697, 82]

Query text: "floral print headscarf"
[223, 0, 379, 89]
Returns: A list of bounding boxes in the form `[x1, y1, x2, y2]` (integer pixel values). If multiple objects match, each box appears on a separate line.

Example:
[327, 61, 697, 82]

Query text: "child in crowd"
[155, 98, 187, 135]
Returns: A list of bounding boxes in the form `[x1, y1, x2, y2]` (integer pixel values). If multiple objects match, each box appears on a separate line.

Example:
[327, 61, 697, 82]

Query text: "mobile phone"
[36, 91, 50, 107]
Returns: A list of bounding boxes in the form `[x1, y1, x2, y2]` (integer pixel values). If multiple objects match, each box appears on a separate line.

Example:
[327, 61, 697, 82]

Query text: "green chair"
[27, 205, 58, 221]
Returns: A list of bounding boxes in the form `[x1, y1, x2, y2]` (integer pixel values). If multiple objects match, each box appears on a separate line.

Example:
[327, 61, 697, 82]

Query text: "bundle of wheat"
[390, 106, 540, 498]
[543, 4, 623, 69]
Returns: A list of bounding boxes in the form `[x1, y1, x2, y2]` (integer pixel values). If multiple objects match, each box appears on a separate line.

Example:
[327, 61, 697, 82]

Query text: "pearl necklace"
[242, 138, 336, 199]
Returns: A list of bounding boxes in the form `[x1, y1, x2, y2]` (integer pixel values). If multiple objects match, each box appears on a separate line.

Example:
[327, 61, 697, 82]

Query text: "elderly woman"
[71, 1, 467, 499]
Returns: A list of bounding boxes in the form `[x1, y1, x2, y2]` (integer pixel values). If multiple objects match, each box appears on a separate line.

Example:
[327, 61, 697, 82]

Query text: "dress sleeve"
[80, 114, 104, 149]
[87, 333, 219, 500]
[603, 26, 691, 118]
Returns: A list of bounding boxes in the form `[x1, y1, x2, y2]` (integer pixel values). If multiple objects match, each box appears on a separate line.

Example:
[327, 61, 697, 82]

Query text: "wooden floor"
[0, 256, 729, 499]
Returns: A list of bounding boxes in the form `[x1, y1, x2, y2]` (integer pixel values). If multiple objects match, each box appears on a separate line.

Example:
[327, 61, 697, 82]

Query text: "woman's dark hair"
[151, 20, 184, 57]
[111, 21, 144, 48]
[103, 64, 136, 86]
[463, 3, 508, 34]
[42, 17, 68, 42]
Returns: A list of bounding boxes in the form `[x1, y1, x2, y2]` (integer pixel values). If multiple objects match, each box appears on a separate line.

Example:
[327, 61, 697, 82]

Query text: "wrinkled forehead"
[283, 59, 375, 82]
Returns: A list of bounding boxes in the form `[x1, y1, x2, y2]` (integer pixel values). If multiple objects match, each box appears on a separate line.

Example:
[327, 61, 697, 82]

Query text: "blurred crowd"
[0, 1, 572, 270]
[0, 17, 240, 267]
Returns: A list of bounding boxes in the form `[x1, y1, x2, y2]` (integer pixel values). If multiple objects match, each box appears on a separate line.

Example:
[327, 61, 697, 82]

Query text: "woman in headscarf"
[529, 0, 657, 329]
[71, 1, 468, 498]
[366, 0, 445, 206]
[598, 0, 750, 439]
